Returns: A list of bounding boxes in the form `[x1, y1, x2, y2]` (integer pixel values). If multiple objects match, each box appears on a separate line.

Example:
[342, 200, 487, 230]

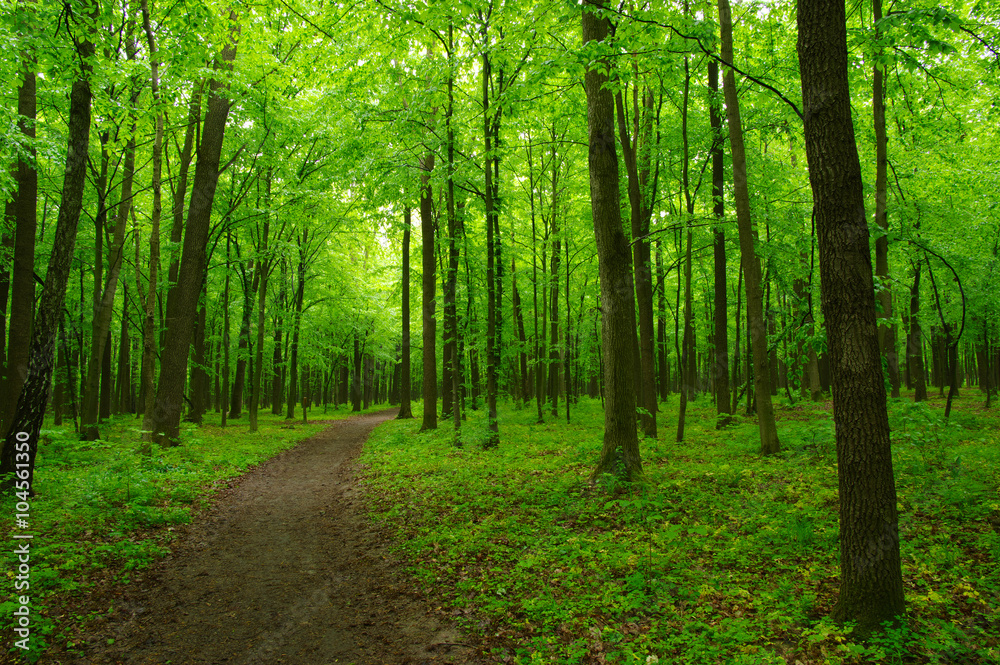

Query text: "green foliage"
[361, 397, 1000, 664]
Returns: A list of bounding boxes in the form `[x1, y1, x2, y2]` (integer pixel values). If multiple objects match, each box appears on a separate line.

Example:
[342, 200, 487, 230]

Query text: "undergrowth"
[0, 408, 361, 663]
[360, 396, 1000, 664]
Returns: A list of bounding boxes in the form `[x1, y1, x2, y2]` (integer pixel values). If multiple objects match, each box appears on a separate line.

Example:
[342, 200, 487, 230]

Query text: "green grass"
[0, 405, 369, 663]
[360, 395, 1000, 664]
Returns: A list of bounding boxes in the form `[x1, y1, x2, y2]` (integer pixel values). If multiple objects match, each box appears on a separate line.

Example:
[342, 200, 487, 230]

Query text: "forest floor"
[36, 409, 478, 665]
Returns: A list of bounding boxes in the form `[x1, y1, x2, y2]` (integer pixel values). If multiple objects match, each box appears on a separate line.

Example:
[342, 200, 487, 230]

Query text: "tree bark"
[147, 19, 239, 446]
[584, 0, 642, 481]
[798, 0, 905, 638]
[0, 58, 38, 444]
[718, 0, 780, 455]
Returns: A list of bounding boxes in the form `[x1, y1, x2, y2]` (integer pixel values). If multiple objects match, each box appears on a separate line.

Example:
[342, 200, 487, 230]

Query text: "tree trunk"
[229, 264, 259, 419]
[147, 21, 239, 446]
[872, 0, 900, 399]
[271, 257, 286, 415]
[584, 0, 642, 481]
[249, 195, 270, 432]
[1, 23, 95, 490]
[286, 230, 307, 419]
[419, 149, 437, 431]
[398, 207, 413, 418]
[908, 260, 927, 402]
[798, 0, 905, 637]
[0, 61, 37, 443]
[709, 60, 731, 423]
[719, 0, 780, 455]
[482, 46, 500, 448]
[82, 39, 139, 439]
[352, 334, 362, 412]
[615, 84, 658, 439]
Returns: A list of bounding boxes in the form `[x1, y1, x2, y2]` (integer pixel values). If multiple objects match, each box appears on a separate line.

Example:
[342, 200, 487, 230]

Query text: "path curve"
[76, 410, 477, 665]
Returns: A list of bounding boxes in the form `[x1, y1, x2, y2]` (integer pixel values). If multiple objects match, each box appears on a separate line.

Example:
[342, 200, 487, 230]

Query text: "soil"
[47, 409, 480, 665]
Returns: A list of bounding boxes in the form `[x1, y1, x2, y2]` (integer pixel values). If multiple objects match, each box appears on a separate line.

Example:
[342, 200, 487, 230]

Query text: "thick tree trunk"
[798, 0, 905, 638]
[584, 1, 642, 481]
[615, 86, 658, 439]
[147, 22, 239, 446]
[1, 33, 95, 490]
[398, 207, 413, 418]
[719, 0, 780, 454]
[0, 63, 37, 443]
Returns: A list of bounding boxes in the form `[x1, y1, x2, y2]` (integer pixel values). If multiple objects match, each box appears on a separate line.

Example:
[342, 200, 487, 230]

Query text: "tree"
[1, 0, 97, 489]
[718, 0, 780, 455]
[146, 16, 240, 446]
[397, 206, 414, 419]
[798, 0, 905, 638]
[583, 0, 642, 482]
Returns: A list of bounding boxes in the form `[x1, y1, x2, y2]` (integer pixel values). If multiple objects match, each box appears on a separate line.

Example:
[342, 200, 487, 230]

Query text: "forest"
[1, 0, 998, 661]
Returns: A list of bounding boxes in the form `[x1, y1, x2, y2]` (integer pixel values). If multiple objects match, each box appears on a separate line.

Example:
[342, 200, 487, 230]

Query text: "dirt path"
[70, 410, 478, 665]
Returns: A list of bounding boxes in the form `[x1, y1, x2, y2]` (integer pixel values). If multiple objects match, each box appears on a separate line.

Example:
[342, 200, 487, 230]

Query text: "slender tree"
[718, 0, 780, 454]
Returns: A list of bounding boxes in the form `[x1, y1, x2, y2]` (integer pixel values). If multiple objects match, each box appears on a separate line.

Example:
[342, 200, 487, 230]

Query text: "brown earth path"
[63, 409, 479, 665]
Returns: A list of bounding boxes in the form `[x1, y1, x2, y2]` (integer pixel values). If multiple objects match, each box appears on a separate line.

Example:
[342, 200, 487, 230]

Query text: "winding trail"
[77, 410, 476, 665]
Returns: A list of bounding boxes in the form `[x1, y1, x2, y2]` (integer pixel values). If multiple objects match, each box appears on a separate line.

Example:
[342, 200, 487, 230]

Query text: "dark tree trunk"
[719, 0, 779, 454]
[584, 0, 642, 481]
[229, 264, 259, 419]
[352, 334, 362, 412]
[1, 31, 95, 490]
[286, 230, 307, 419]
[249, 196, 270, 433]
[655, 241, 668, 401]
[186, 292, 208, 423]
[419, 151, 437, 431]
[482, 47, 500, 448]
[147, 22, 238, 446]
[615, 84, 657, 439]
[798, 0, 905, 638]
[168, 83, 203, 289]
[82, 47, 138, 439]
[271, 257, 286, 415]
[0, 62, 37, 443]
[908, 260, 927, 402]
[100, 329, 112, 421]
[709, 60, 731, 423]
[398, 207, 413, 418]
[872, 0, 900, 399]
